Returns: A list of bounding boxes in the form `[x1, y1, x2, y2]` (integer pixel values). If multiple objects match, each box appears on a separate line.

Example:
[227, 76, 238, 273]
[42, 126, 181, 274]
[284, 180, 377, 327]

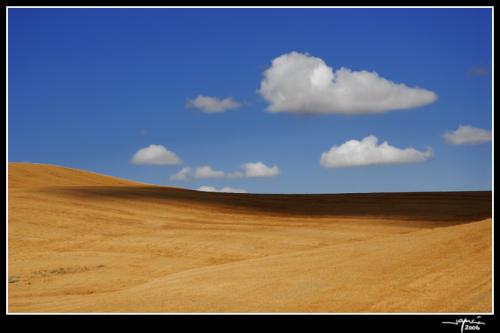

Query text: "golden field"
[7, 162, 492, 313]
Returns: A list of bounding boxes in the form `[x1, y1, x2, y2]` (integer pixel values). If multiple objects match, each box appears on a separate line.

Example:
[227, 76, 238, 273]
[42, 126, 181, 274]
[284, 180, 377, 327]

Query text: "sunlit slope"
[8, 163, 492, 313]
[9, 162, 141, 188]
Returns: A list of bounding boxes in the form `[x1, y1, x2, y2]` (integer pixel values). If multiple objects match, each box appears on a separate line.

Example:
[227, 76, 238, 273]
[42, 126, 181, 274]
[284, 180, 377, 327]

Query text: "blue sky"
[8, 8, 492, 193]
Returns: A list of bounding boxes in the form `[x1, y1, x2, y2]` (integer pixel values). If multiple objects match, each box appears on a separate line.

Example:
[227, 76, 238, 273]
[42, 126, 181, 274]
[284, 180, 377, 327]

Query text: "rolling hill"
[7, 162, 492, 313]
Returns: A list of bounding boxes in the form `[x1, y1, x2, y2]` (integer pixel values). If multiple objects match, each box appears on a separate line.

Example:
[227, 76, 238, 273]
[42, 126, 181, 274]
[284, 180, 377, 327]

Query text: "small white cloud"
[220, 186, 248, 193]
[187, 95, 241, 113]
[320, 135, 433, 168]
[131, 144, 181, 165]
[443, 125, 492, 145]
[242, 161, 280, 177]
[170, 167, 192, 181]
[173, 163, 279, 180]
[258, 51, 437, 114]
[194, 165, 226, 179]
[197, 185, 247, 193]
[197, 185, 218, 192]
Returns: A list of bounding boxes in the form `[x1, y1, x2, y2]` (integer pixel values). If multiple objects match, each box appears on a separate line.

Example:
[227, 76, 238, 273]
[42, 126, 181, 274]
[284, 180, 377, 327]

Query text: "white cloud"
[197, 185, 218, 192]
[187, 95, 241, 113]
[242, 161, 280, 177]
[131, 144, 181, 165]
[220, 186, 248, 193]
[443, 125, 492, 145]
[171, 163, 279, 180]
[175, 164, 279, 180]
[170, 167, 192, 181]
[194, 165, 226, 179]
[258, 51, 437, 114]
[320, 135, 433, 168]
[197, 185, 248, 193]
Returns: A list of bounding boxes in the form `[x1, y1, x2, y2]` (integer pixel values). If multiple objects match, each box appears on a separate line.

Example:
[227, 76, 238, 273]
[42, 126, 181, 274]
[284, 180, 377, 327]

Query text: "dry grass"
[8, 162, 492, 313]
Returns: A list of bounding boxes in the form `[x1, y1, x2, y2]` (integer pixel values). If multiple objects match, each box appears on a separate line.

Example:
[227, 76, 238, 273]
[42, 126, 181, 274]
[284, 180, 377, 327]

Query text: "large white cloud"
[242, 161, 280, 177]
[131, 144, 181, 165]
[187, 95, 241, 113]
[258, 51, 437, 114]
[320, 135, 433, 168]
[194, 165, 226, 179]
[197, 185, 248, 193]
[443, 125, 492, 145]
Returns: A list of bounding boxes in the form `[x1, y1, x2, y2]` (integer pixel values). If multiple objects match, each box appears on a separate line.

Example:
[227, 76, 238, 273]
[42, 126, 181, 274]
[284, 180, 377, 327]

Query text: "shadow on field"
[42, 186, 492, 222]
